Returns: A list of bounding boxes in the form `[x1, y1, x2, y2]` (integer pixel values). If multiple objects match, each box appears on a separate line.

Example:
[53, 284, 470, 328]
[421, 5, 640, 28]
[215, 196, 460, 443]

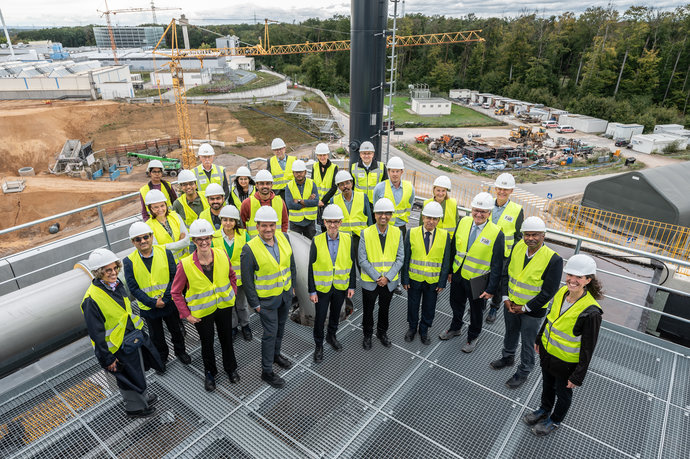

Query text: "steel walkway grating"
[1, 291, 688, 458]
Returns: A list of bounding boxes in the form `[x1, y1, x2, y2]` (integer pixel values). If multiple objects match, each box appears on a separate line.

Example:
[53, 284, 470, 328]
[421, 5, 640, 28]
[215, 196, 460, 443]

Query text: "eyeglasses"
[194, 236, 212, 243]
[377, 212, 393, 216]
[472, 209, 490, 215]
[103, 266, 120, 274]
[324, 220, 341, 225]
[132, 234, 151, 243]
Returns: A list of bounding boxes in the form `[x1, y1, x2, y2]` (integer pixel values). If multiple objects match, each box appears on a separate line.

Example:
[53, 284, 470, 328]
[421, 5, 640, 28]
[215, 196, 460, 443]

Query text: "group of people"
[82, 139, 603, 437]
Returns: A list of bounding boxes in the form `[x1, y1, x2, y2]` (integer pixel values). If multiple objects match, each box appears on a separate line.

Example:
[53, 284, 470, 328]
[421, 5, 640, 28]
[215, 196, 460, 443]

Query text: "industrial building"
[93, 26, 164, 49]
[448, 88, 470, 99]
[558, 114, 608, 133]
[605, 122, 644, 141]
[151, 67, 212, 88]
[654, 124, 690, 139]
[629, 133, 688, 154]
[411, 97, 451, 115]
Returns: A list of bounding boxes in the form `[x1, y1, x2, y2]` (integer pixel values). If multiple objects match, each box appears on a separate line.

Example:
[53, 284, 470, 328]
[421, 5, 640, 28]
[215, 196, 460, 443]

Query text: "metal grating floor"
[1, 287, 689, 459]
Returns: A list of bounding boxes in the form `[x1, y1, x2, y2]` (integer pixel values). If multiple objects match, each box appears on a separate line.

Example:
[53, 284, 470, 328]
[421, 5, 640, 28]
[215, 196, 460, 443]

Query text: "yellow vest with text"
[126, 246, 170, 311]
[312, 162, 337, 198]
[312, 232, 352, 293]
[180, 248, 236, 318]
[452, 217, 501, 280]
[409, 227, 448, 284]
[424, 197, 458, 233]
[383, 180, 413, 224]
[213, 231, 249, 286]
[495, 200, 522, 257]
[333, 191, 368, 237]
[287, 179, 318, 222]
[270, 155, 296, 190]
[246, 195, 284, 237]
[351, 162, 384, 201]
[361, 225, 401, 283]
[194, 164, 226, 193]
[507, 240, 557, 306]
[139, 183, 172, 217]
[247, 232, 293, 298]
[146, 211, 187, 262]
[175, 191, 208, 226]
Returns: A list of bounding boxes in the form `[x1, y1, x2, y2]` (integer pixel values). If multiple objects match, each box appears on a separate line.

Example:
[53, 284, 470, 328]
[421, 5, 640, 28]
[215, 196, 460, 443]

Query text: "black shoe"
[125, 406, 157, 418]
[362, 336, 372, 350]
[232, 327, 239, 342]
[506, 373, 528, 389]
[490, 357, 515, 370]
[146, 393, 159, 407]
[523, 409, 549, 426]
[326, 333, 343, 351]
[376, 332, 392, 347]
[228, 370, 240, 384]
[204, 371, 216, 392]
[242, 325, 253, 341]
[274, 354, 292, 369]
[420, 335, 431, 345]
[155, 363, 167, 375]
[314, 344, 324, 363]
[485, 307, 498, 324]
[261, 371, 285, 388]
[177, 352, 192, 365]
[404, 328, 416, 342]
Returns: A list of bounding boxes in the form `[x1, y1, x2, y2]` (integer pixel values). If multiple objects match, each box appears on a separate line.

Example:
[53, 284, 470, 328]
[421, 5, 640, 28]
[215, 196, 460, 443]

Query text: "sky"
[2, 1, 683, 27]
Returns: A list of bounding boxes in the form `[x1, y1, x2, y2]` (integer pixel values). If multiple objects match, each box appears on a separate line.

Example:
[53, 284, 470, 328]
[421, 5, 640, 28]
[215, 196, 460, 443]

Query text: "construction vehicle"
[531, 127, 547, 142]
[127, 152, 181, 176]
[415, 134, 430, 144]
[509, 126, 532, 143]
[494, 108, 506, 115]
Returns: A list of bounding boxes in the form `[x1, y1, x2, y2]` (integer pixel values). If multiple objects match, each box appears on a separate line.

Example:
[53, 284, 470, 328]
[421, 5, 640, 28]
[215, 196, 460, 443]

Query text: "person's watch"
[521, 305, 527, 313]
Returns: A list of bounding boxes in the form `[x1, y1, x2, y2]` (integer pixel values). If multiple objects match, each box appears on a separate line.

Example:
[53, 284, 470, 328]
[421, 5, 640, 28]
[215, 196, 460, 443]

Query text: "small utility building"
[411, 98, 451, 116]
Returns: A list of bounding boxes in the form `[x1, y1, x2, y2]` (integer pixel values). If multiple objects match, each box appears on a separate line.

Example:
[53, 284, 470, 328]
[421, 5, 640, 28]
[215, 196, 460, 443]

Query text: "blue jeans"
[502, 309, 543, 377]
[258, 296, 290, 374]
[406, 280, 438, 336]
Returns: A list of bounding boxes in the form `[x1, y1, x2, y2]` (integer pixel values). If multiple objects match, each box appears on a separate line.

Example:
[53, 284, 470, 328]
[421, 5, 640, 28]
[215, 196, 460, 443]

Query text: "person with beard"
[240, 170, 289, 238]
[198, 183, 227, 238]
[332, 170, 372, 255]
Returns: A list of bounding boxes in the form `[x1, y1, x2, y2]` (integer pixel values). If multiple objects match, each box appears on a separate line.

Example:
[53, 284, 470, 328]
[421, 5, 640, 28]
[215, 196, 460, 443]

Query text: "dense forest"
[13, 5, 690, 129]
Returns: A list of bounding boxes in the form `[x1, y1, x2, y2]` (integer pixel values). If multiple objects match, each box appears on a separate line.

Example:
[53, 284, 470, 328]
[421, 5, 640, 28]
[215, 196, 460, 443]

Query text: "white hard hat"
[433, 175, 452, 191]
[189, 219, 215, 238]
[129, 221, 152, 239]
[198, 143, 215, 156]
[494, 172, 516, 189]
[359, 141, 375, 152]
[147, 159, 164, 171]
[564, 254, 597, 276]
[271, 138, 286, 150]
[471, 192, 494, 210]
[292, 159, 307, 172]
[88, 248, 119, 270]
[521, 216, 547, 232]
[254, 205, 279, 222]
[315, 143, 330, 155]
[219, 205, 240, 220]
[335, 170, 354, 184]
[422, 201, 444, 218]
[322, 204, 344, 220]
[204, 183, 225, 197]
[373, 197, 395, 213]
[235, 166, 251, 177]
[144, 189, 167, 205]
[177, 169, 197, 184]
[255, 170, 274, 182]
[386, 156, 405, 170]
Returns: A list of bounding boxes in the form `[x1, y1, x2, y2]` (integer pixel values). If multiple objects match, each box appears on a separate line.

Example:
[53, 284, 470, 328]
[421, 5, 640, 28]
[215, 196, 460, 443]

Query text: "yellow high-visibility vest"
[361, 224, 401, 283]
[423, 197, 458, 233]
[247, 232, 293, 298]
[146, 211, 187, 262]
[213, 231, 249, 286]
[383, 180, 413, 224]
[287, 179, 318, 222]
[139, 183, 172, 217]
[507, 240, 557, 306]
[246, 195, 284, 237]
[312, 162, 337, 198]
[180, 248, 236, 318]
[351, 162, 384, 202]
[312, 232, 352, 292]
[333, 191, 368, 237]
[495, 200, 523, 257]
[452, 216, 501, 280]
[269, 156, 296, 190]
[194, 164, 226, 193]
[408, 226, 448, 284]
[175, 191, 208, 226]
[126, 246, 169, 311]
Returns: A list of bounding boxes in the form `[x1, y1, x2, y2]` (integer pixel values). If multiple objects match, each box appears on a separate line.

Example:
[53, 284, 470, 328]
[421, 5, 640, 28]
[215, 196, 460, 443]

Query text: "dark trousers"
[361, 285, 394, 337]
[145, 312, 186, 362]
[289, 221, 316, 239]
[275, 188, 286, 202]
[396, 225, 407, 239]
[540, 369, 574, 423]
[407, 280, 438, 336]
[258, 296, 290, 374]
[313, 287, 346, 344]
[490, 258, 508, 308]
[193, 307, 237, 376]
[449, 273, 485, 342]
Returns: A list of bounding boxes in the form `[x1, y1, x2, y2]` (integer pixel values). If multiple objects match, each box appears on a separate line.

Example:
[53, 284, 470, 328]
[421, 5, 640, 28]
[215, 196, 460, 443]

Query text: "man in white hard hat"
[194, 143, 229, 196]
[285, 159, 319, 239]
[266, 137, 295, 202]
[198, 183, 227, 233]
[172, 169, 209, 226]
[229, 166, 255, 209]
[123, 222, 191, 369]
[486, 172, 525, 324]
[373, 156, 415, 238]
[332, 170, 372, 253]
[350, 140, 387, 209]
[139, 159, 177, 221]
[440, 192, 504, 353]
[424, 175, 459, 233]
[312, 143, 339, 232]
[240, 169, 289, 237]
[358, 197, 404, 350]
[489, 216, 563, 390]
[308, 204, 356, 363]
[401, 201, 452, 345]
[241, 206, 297, 388]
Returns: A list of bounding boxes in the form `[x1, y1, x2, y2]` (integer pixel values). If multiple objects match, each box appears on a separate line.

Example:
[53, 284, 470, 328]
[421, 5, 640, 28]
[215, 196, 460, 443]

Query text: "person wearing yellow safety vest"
[486, 172, 525, 324]
[241, 206, 297, 389]
[214, 205, 253, 342]
[440, 192, 504, 353]
[526, 254, 603, 437]
[333, 170, 372, 255]
[308, 204, 357, 363]
[358, 198, 405, 350]
[401, 201, 451, 345]
[123, 222, 191, 369]
[312, 143, 339, 231]
[198, 183, 227, 237]
[172, 169, 209, 226]
[350, 140, 387, 210]
[228, 166, 255, 209]
[489, 217, 563, 390]
[194, 143, 230, 196]
[422, 175, 459, 233]
[240, 169, 289, 237]
[172, 219, 240, 392]
[144, 189, 189, 263]
[266, 137, 296, 202]
[81, 248, 164, 418]
[373, 156, 415, 239]
[139, 159, 177, 221]
[285, 159, 319, 239]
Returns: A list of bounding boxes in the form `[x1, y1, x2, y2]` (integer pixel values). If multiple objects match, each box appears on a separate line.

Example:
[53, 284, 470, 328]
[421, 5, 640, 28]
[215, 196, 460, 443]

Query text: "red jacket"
[239, 191, 289, 233]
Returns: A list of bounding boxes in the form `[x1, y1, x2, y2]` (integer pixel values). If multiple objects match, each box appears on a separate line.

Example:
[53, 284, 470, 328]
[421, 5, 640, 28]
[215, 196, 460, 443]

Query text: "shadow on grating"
[661, 405, 690, 459]
[671, 355, 690, 408]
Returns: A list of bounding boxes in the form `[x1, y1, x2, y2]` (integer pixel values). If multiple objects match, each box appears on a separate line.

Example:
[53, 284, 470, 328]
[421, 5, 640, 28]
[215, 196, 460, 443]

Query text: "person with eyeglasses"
[145, 189, 189, 263]
[171, 219, 240, 392]
[123, 222, 191, 371]
[139, 159, 177, 221]
[172, 169, 209, 226]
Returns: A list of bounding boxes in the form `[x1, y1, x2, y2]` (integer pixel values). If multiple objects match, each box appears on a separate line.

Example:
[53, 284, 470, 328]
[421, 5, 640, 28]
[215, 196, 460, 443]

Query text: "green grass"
[229, 104, 318, 146]
[186, 72, 285, 97]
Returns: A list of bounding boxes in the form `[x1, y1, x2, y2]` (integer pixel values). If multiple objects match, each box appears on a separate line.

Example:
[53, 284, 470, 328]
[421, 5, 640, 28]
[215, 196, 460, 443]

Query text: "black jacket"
[449, 224, 505, 295]
[307, 233, 357, 293]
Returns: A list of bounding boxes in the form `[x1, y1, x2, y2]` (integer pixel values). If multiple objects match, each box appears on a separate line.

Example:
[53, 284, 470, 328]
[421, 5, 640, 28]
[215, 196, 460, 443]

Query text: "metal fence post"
[97, 205, 112, 250]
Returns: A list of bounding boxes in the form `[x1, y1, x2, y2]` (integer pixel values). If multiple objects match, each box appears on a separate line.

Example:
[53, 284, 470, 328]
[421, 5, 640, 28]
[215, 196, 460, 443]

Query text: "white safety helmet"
[471, 192, 494, 210]
[335, 170, 354, 185]
[254, 205, 279, 222]
[144, 189, 167, 205]
[564, 254, 597, 276]
[494, 172, 516, 189]
[292, 160, 307, 172]
[129, 221, 153, 239]
[147, 159, 164, 171]
[189, 219, 215, 238]
[235, 166, 251, 178]
[386, 156, 405, 170]
[197, 143, 215, 156]
[322, 204, 344, 220]
[204, 183, 225, 197]
[315, 143, 330, 155]
[177, 169, 197, 184]
[359, 141, 375, 152]
[255, 170, 274, 183]
[433, 175, 452, 191]
[88, 248, 119, 270]
[219, 205, 240, 220]
[373, 197, 395, 213]
[521, 216, 547, 232]
[271, 138, 286, 150]
[422, 201, 444, 218]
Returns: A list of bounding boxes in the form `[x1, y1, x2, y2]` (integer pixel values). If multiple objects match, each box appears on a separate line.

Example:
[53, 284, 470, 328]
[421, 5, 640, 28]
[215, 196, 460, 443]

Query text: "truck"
[127, 152, 181, 176]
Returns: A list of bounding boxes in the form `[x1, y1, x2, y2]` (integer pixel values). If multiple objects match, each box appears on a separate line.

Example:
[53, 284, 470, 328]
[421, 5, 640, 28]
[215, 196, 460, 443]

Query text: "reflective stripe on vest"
[175, 191, 208, 226]
[333, 191, 368, 237]
[246, 195, 284, 237]
[247, 232, 293, 298]
[126, 246, 170, 311]
[81, 284, 144, 353]
[495, 200, 522, 257]
[507, 240, 557, 305]
[312, 232, 353, 292]
[139, 183, 172, 217]
[408, 226, 448, 284]
[181, 248, 236, 318]
[452, 216, 501, 280]
[383, 180, 413, 225]
[351, 162, 384, 201]
[312, 162, 336, 197]
[194, 164, 225, 193]
[230, 185, 253, 209]
[270, 156, 296, 190]
[212, 232, 248, 286]
[146, 211, 187, 262]
[361, 225, 401, 283]
[287, 179, 318, 222]
[423, 197, 458, 232]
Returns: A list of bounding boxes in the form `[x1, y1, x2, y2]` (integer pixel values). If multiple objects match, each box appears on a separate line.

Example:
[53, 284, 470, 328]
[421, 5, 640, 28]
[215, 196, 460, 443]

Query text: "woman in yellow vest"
[422, 175, 459, 233]
[526, 254, 603, 436]
[229, 166, 255, 209]
[312, 143, 339, 231]
[144, 189, 189, 263]
[171, 219, 239, 392]
[81, 248, 164, 418]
